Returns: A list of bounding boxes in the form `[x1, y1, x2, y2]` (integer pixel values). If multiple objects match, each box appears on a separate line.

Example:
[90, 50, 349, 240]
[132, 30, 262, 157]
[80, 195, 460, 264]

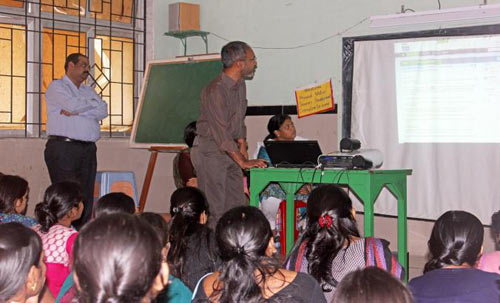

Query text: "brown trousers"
[191, 145, 246, 228]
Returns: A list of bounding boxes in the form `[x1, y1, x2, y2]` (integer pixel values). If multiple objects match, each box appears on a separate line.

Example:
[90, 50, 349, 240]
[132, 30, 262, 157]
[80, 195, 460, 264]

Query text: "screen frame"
[342, 23, 500, 139]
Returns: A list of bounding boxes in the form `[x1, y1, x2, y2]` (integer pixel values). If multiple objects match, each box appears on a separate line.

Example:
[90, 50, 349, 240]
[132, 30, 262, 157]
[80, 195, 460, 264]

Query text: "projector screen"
[348, 32, 500, 223]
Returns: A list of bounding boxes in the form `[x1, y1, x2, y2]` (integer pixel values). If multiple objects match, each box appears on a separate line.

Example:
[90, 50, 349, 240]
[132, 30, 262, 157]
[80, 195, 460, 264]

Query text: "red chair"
[277, 200, 307, 257]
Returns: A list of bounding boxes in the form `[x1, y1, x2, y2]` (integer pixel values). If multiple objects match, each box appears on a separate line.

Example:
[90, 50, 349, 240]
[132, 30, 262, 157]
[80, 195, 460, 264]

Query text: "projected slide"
[394, 36, 500, 143]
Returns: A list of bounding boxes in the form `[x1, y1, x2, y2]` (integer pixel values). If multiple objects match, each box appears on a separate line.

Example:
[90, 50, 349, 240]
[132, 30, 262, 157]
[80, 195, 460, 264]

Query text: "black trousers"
[44, 139, 97, 229]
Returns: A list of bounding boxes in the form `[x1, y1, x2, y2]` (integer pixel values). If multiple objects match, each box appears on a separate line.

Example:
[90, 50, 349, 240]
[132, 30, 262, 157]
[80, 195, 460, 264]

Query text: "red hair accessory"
[318, 214, 333, 228]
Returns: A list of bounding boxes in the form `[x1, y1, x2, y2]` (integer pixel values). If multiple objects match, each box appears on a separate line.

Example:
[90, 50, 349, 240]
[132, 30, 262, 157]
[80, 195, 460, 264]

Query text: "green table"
[249, 168, 412, 278]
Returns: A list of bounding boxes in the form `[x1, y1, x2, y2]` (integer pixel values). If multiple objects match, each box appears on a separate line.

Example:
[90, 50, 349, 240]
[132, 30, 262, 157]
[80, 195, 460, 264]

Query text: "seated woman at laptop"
[256, 114, 311, 237]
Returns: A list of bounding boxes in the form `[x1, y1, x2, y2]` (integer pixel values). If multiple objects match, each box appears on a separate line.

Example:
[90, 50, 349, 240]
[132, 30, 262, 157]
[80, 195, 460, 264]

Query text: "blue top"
[45, 75, 108, 142]
[409, 268, 500, 303]
[155, 275, 193, 303]
[0, 213, 38, 227]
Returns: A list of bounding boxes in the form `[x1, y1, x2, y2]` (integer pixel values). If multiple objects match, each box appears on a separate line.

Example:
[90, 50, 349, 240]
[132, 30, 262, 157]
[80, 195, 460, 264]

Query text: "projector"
[318, 149, 383, 169]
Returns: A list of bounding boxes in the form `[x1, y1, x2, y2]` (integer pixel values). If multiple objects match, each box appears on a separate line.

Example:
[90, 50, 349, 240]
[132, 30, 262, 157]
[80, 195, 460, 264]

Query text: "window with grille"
[0, 0, 145, 137]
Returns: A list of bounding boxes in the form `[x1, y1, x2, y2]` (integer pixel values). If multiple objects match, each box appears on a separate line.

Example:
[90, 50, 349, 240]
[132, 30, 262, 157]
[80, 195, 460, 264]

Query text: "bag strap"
[55, 271, 74, 303]
[191, 272, 212, 301]
[285, 235, 307, 272]
[365, 237, 404, 279]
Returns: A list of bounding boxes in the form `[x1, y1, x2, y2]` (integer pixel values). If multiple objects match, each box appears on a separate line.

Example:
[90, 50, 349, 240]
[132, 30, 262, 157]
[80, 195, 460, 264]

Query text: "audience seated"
[138, 212, 193, 303]
[173, 121, 198, 188]
[73, 213, 169, 303]
[477, 210, 500, 274]
[0, 222, 47, 303]
[167, 187, 220, 291]
[0, 175, 37, 227]
[409, 210, 500, 303]
[331, 267, 414, 303]
[192, 206, 326, 303]
[93, 192, 136, 219]
[33, 182, 83, 299]
[286, 184, 403, 302]
[257, 114, 311, 230]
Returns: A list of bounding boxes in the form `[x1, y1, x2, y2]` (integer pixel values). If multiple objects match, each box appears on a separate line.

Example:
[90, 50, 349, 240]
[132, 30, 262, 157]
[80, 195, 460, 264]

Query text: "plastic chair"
[94, 171, 138, 207]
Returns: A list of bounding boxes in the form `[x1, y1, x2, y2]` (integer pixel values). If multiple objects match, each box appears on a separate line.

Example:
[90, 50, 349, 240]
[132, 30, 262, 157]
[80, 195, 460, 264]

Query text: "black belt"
[48, 135, 93, 145]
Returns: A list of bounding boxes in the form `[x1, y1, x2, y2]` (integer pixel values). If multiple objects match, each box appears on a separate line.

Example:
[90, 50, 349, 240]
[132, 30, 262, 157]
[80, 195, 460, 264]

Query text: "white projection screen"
[347, 30, 500, 224]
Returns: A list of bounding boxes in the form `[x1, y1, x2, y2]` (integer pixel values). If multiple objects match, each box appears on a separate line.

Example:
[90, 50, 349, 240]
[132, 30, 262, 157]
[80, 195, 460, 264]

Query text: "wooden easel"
[138, 146, 183, 212]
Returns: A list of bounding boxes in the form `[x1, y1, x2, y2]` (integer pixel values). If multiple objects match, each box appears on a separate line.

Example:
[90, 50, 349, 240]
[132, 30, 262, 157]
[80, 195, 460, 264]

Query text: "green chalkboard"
[130, 56, 222, 148]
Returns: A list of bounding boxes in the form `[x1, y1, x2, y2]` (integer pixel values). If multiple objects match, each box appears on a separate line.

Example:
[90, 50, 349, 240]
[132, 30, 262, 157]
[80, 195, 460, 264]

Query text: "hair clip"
[172, 206, 179, 214]
[318, 214, 333, 228]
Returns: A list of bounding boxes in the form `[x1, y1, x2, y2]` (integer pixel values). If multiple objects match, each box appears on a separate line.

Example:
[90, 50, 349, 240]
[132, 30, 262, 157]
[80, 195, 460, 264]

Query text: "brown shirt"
[196, 73, 247, 153]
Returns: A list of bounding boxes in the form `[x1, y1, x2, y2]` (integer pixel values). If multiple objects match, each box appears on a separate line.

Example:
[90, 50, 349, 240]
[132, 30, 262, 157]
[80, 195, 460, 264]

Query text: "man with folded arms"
[44, 53, 108, 229]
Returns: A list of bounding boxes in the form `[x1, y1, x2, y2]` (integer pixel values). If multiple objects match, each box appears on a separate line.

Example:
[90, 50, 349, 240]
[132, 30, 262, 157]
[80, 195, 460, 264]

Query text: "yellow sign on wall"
[295, 79, 334, 118]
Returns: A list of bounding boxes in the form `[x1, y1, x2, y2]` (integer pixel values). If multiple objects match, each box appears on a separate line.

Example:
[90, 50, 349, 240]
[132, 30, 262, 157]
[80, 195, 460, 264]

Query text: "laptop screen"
[264, 140, 322, 168]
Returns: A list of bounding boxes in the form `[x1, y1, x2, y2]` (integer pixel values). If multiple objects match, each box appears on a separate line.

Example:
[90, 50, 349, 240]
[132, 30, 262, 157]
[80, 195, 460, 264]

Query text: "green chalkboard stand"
[130, 55, 222, 149]
[131, 55, 222, 210]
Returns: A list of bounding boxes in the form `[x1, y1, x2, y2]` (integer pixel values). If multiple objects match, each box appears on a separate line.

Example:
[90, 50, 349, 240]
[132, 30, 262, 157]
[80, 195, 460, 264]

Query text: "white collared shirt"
[45, 75, 108, 142]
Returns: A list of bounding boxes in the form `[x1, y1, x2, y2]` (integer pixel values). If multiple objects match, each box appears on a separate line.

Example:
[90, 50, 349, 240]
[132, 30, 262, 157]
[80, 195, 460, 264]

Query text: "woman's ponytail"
[34, 201, 57, 233]
[303, 185, 360, 291]
[35, 182, 83, 233]
[167, 187, 210, 281]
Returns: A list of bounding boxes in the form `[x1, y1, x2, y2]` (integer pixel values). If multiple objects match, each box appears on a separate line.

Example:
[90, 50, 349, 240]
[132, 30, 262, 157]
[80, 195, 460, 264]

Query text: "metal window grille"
[0, 0, 145, 137]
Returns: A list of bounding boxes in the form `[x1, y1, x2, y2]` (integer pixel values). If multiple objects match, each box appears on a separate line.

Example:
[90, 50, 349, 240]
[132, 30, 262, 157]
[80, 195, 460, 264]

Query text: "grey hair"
[221, 41, 250, 69]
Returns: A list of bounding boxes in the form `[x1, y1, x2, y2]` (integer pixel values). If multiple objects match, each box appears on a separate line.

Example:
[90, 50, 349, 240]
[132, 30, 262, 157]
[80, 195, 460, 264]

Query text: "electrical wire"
[437, 0, 442, 10]
[209, 16, 369, 50]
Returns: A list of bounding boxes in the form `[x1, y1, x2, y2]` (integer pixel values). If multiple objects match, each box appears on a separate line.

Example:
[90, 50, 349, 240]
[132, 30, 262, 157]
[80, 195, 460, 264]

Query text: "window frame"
[0, 0, 145, 138]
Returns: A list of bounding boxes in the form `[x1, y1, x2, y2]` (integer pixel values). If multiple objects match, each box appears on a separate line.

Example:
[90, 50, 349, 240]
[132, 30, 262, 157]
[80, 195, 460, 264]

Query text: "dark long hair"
[264, 114, 291, 142]
[74, 214, 163, 303]
[212, 206, 282, 303]
[183, 121, 197, 148]
[167, 187, 213, 280]
[303, 184, 360, 291]
[332, 267, 414, 303]
[424, 210, 484, 273]
[0, 175, 28, 214]
[0, 222, 43, 302]
[35, 182, 83, 233]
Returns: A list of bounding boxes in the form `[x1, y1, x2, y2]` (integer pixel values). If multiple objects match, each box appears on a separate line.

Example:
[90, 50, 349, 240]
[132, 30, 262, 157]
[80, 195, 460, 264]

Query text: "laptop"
[264, 140, 322, 168]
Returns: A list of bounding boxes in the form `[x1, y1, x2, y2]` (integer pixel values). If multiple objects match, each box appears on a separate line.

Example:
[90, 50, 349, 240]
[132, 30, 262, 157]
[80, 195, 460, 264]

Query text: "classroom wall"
[154, 0, 500, 108]
[0, 114, 336, 216]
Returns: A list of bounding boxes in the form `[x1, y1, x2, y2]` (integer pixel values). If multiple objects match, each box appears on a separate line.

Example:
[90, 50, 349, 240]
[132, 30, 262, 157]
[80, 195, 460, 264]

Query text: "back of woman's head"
[492, 210, 500, 247]
[74, 214, 163, 303]
[214, 206, 279, 303]
[0, 175, 28, 213]
[167, 187, 209, 278]
[138, 212, 169, 247]
[332, 267, 414, 303]
[264, 114, 291, 141]
[35, 181, 83, 233]
[304, 184, 360, 291]
[0, 222, 43, 302]
[183, 121, 197, 148]
[94, 192, 136, 219]
[424, 210, 484, 273]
